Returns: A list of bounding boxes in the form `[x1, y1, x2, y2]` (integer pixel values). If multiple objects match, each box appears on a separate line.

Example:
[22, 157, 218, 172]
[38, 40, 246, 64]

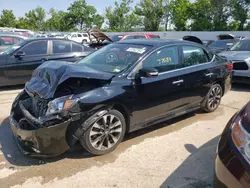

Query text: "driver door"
[132, 45, 187, 125]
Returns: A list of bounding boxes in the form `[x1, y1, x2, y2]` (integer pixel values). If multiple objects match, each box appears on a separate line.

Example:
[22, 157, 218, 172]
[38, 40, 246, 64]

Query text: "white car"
[68, 33, 90, 44]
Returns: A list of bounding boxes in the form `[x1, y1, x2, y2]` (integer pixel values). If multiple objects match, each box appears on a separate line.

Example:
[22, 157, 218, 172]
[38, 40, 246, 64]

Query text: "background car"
[219, 39, 250, 84]
[0, 34, 28, 52]
[10, 39, 232, 157]
[208, 39, 237, 53]
[202, 40, 215, 47]
[67, 33, 90, 44]
[214, 101, 250, 188]
[108, 33, 160, 41]
[0, 38, 93, 87]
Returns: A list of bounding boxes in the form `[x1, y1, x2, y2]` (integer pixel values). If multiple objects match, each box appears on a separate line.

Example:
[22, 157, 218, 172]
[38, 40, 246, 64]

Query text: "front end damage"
[10, 61, 115, 157]
[10, 91, 81, 157]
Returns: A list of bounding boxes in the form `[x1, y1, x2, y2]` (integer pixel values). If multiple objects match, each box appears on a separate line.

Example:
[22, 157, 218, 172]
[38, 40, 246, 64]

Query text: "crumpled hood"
[25, 61, 115, 99]
[219, 51, 250, 60]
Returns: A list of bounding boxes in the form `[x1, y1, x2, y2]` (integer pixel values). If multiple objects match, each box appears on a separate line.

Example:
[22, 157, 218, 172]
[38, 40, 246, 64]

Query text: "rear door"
[6, 40, 49, 82]
[179, 45, 216, 107]
[48, 40, 86, 62]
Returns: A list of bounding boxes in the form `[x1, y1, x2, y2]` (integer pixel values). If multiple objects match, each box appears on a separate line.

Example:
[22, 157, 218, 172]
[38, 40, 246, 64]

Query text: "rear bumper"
[232, 71, 250, 84]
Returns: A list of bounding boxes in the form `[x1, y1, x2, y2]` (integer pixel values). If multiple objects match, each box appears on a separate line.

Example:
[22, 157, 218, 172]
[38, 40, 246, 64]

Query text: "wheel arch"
[213, 79, 225, 96]
[112, 104, 131, 133]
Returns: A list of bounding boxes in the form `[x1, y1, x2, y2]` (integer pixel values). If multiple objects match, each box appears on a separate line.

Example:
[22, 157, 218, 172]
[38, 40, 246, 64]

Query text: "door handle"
[205, 73, 214, 77]
[172, 80, 184, 85]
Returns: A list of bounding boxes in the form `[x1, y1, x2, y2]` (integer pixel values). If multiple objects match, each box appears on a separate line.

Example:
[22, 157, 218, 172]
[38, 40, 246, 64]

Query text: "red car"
[109, 33, 160, 42]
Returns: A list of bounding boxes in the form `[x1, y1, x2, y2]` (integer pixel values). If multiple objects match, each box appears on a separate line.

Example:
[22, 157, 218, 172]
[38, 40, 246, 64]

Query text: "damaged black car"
[10, 40, 232, 157]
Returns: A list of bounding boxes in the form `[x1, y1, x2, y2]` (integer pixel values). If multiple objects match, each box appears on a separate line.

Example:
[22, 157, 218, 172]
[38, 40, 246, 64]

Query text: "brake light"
[227, 61, 233, 72]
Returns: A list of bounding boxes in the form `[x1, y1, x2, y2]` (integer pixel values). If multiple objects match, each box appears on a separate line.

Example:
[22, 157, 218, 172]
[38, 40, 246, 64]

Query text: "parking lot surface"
[0, 84, 249, 188]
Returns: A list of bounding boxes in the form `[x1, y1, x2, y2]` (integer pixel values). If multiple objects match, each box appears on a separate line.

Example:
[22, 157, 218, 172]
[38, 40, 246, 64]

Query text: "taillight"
[227, 61, 233, 72]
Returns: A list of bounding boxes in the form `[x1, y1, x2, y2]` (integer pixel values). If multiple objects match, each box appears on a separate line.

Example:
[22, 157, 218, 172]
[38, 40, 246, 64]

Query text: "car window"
[134, 35, 146, 39]
[72, 43, 83, 52]
[123, 36, 135, 40]
[72, 34, 77, 38]
[82, 34, 88, 37]
[53, 40, 71, 54]
[77, 34, 82, 37]
[22, 41, 48, 55]
[150, 35, 160, 39]
[1, 37, 14, 45]
[182, 46, 209, 67]
[142, 46, 180, 73]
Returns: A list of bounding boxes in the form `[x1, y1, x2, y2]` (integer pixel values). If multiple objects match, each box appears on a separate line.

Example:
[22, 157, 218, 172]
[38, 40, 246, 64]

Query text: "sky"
[0, 0, 139, 17]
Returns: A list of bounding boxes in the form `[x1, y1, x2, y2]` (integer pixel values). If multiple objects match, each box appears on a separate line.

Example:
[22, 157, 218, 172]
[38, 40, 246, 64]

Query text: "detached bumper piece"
[10, 99, 71, 157]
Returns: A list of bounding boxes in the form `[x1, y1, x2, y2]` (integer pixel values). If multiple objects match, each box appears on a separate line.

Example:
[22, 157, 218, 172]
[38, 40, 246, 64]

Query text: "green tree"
[67, 0, 99, 30]
[135, 0, 165, 31]
[105, 0, 141, 31]
[45, 9, 73, 31]
[230, 0, 250, 30]
[93, 14, 104, 29]
[210, 0, 229, 30]
[0, 9, 16, 27]
[18, 7, 46, 30]
[189, 0, 213, 31]
[169, 0, 191, 31]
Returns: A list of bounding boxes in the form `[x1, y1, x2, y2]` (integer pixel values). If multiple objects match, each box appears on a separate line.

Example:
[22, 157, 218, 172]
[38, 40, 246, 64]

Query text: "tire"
[79, 109, 126, 155]
[203, 84, 223, 113]
[82, 39, 87, 44]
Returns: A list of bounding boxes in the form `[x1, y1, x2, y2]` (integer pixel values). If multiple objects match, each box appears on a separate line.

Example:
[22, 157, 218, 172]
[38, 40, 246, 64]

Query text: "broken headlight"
[46, 95, 79, 115]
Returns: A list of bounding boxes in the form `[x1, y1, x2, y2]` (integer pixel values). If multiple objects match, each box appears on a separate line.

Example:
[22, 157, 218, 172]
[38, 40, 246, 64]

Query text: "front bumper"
[214, 113, 250, 188]
[9, 92, 75, 157]
[10, 116, 71, 157]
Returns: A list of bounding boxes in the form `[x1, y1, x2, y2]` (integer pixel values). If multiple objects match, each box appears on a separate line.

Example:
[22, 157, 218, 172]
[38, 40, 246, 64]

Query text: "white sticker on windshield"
[126, 47, 146, 54]
[227, 43, 233, 46]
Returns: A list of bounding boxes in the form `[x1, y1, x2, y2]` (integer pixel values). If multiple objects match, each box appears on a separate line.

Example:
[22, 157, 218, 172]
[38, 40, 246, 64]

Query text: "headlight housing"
[46, 95, 79, 115]
[232, 117, 250, 162]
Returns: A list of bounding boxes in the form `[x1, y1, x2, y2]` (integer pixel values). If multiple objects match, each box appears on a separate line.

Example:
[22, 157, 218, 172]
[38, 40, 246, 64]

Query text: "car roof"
[0, 34, 28, 39]
[118, 39, 202, 47]
[26, 38, 70, 42]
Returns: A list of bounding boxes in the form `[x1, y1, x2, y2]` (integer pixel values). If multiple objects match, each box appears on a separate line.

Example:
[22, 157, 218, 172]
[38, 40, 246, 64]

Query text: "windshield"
[209, 40, 234, 48]
[0, 40, 26, 55]
[230, 40, 250, 51]
[78, 43, 151, 73]
[108, 35, 124, 42]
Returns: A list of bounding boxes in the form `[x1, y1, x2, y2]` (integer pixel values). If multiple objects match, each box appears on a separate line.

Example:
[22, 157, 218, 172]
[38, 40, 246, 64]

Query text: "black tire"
[203, 84, 223, 113]
[79, 109, 126, 155]
[82, 39, 87, 44]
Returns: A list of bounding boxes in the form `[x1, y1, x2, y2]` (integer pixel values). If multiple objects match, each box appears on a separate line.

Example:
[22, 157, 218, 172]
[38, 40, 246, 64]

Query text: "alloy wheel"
[89, 114, 123, 151]
[208, 86, 222, 110]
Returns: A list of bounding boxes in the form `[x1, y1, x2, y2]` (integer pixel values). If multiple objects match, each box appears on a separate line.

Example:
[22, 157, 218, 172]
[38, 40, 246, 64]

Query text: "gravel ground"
[0, 84, 249, 188]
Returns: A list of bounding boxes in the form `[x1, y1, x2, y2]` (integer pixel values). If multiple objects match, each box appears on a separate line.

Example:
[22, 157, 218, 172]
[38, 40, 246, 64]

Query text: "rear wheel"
[203, 84, 223, 112]
[82, 39, 87, 44]
[79, 109, 126, 155]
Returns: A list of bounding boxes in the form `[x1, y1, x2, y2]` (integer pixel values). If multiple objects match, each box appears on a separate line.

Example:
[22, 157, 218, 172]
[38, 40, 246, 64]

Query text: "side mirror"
[15, 51, 25, 58]
[139, 67, 159, 78]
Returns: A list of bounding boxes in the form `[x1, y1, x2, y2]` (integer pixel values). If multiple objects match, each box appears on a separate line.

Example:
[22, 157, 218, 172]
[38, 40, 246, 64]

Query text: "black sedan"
[0, 38, 93, 87]
[214, 102, 250, 188]
[10, 39, 232, 157]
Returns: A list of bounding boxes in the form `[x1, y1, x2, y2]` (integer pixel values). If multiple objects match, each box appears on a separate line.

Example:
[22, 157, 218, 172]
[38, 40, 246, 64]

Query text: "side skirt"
[129, 104, 201, 133]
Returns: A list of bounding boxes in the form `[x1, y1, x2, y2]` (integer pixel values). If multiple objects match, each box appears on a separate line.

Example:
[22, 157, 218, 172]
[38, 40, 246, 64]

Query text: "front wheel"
[79, 109, 126, 155]
[203, 84, 223, 113]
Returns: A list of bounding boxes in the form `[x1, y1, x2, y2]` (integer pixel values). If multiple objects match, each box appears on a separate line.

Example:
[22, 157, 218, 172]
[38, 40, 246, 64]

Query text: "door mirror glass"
[139, 67, 159, 77]
[15, 51, 25, 58]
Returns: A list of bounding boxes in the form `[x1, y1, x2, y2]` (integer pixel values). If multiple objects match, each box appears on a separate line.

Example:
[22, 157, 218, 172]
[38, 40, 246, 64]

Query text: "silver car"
[219, 39, 250, 84]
